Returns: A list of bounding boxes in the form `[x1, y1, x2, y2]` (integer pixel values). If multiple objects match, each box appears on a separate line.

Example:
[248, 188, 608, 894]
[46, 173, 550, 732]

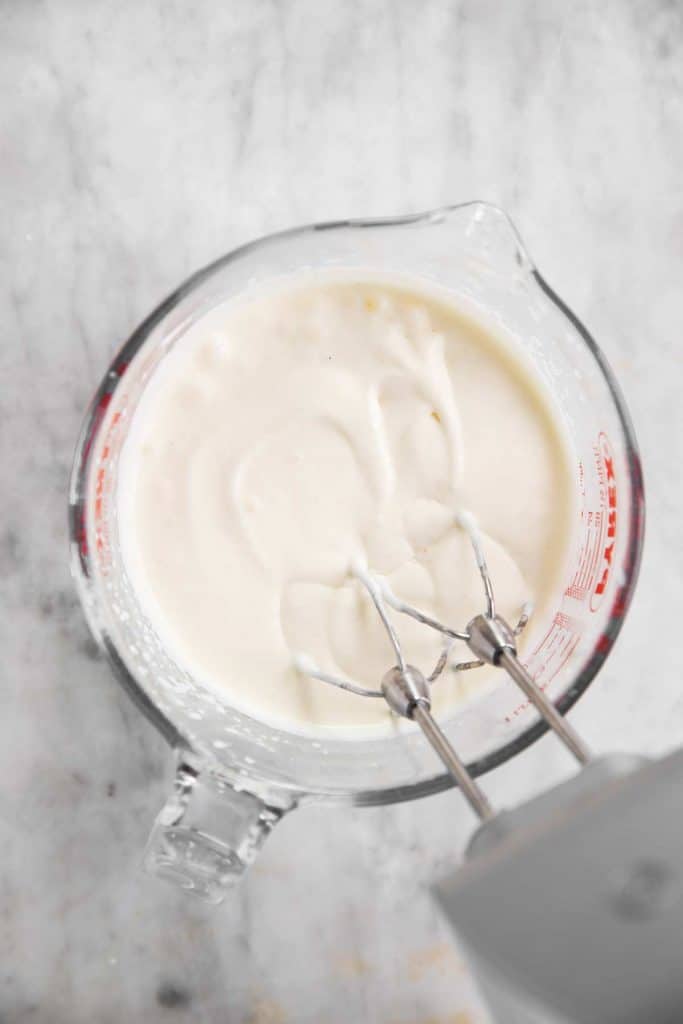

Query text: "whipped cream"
[118, 273, 575, 733]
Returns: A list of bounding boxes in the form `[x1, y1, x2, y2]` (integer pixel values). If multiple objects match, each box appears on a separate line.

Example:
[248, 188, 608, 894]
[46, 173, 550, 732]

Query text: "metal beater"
[297, 511, 590, 821]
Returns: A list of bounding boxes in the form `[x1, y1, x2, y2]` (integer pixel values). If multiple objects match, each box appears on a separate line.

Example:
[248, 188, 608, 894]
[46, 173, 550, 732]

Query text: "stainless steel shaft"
[498, 648, 591, 766]
[412, 703, 495, 820]
[381, 664, 494, 821]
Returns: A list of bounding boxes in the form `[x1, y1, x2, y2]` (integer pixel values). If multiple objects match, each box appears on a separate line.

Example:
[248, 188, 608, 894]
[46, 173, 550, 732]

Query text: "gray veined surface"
[1, 1, 680, 1021]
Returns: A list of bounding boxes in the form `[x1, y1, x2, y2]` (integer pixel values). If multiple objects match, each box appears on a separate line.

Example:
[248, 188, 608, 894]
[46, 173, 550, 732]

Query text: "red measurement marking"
[506, 430, 619, 724]
[81, 392, 111, 467]
[564, 432, 617, 613]
[584, 510, 605, 593]
[92, 410, 122, 575]
[506, 612, 581, 721]
[590, 432, 617, 613]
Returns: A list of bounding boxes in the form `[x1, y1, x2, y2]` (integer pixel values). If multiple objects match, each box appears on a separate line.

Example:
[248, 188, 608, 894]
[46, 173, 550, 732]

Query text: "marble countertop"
[2, 1, 682, 1021]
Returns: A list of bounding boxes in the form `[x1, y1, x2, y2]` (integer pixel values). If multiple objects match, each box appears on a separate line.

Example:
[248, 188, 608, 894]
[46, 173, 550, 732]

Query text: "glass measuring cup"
[69, 203, 644, 902]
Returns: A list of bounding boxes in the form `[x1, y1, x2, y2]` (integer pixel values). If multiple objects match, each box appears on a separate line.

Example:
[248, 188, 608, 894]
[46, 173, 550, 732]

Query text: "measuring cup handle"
[143, 757, 294, 903]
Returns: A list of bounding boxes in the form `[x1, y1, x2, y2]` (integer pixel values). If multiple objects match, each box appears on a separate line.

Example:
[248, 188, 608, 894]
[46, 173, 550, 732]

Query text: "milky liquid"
[118, 273, 576, 735]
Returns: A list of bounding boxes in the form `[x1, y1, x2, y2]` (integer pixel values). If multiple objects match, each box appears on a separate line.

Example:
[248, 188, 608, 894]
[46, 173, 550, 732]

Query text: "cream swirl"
[118, 273, 574, 734]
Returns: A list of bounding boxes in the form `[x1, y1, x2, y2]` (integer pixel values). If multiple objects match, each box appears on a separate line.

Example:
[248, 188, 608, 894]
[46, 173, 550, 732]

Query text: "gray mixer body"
[436, 750, 683, 1024]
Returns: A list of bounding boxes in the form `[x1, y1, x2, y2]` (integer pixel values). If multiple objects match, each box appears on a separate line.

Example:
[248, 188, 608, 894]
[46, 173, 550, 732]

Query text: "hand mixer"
[299, 520, 683, 1024]
[297, 510, 590, 820]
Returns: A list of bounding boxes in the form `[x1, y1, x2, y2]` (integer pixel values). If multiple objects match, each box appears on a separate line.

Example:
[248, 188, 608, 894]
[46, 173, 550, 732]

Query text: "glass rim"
[69, 202, 646, 807]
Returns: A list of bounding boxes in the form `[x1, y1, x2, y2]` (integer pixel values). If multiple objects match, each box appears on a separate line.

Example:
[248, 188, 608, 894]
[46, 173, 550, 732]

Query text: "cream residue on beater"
[118, 273, 576, 735]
